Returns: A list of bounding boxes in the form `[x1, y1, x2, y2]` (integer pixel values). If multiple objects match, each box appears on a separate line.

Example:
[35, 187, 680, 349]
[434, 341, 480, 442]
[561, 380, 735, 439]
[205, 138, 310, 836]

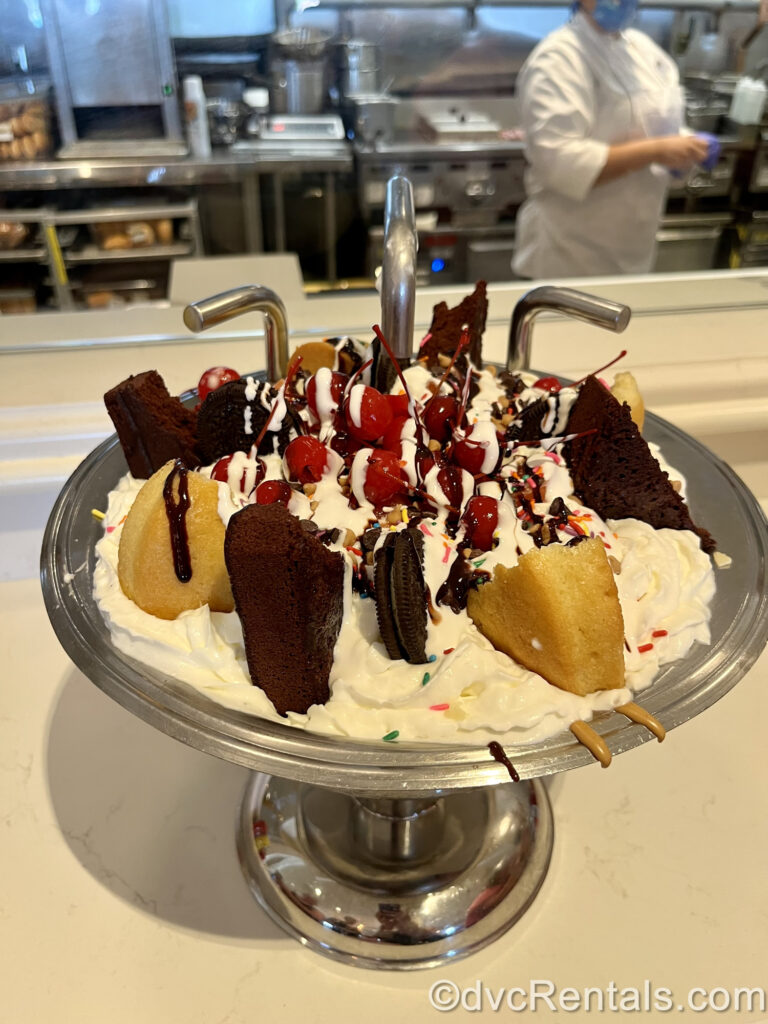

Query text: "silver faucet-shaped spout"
[507, 286, 631, 372]
[374, 175, 418, 392]
[381, 175, 417, 363]
[183, 284, 290, 381]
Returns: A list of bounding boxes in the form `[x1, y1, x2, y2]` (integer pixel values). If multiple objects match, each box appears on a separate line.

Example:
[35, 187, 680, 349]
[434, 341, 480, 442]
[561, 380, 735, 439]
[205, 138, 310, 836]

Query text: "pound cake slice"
[224, 503, 345, 715]
[118, 459, 234, 620]
[467, 539, 625, 696]
[105, 370, 200, 479]
[566, 375, 715, 553]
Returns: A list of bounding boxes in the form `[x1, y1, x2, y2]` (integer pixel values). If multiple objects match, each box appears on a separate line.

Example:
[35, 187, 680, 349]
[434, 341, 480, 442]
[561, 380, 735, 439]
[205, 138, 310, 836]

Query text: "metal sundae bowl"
[40, 179, 768, 968]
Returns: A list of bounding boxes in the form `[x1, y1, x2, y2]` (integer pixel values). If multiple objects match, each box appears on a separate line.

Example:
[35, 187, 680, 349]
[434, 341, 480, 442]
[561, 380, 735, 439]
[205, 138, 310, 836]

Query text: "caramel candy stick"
[615, 702, 666, 742]
[570, 720, 612, 768]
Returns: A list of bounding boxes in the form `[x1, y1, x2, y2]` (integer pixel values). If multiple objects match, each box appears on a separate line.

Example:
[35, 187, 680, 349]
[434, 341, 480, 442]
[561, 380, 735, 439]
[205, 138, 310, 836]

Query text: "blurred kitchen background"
[4, 0, 768, 312]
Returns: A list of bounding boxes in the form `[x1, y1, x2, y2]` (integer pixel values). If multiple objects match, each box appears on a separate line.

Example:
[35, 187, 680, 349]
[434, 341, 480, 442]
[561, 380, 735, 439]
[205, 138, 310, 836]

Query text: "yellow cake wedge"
[467, 538, 625, 696]
[118, 459, 234, 620]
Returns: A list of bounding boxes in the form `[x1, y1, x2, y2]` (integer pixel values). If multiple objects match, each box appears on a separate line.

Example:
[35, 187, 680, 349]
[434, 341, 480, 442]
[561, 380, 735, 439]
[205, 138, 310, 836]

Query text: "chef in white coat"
[513, 0, 710, 279]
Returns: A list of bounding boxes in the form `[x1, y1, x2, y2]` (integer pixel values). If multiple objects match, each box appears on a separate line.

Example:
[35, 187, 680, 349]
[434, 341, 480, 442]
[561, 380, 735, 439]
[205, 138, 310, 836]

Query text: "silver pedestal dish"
[40, 179, 768, 969]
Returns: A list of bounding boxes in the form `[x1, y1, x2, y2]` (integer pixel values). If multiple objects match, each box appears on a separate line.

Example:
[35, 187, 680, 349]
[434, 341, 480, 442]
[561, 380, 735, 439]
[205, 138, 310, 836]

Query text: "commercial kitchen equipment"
[337, 39, 381, 99]
[357, 108, 525, 283]
[41, 0, 184, 158]
[269, 27, 333, 115]
[653, 213, 732, 273]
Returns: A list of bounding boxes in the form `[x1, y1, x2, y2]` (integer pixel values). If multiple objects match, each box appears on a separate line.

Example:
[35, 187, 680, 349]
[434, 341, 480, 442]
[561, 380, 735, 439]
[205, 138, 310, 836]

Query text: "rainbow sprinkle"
[428, 654, 437, 662]
[421, 672, 430, 686]
[91, 508, 105, 521]
[441, 542, 451, 564]
[419, 522, 434, 537]
[637, 643, 654, 654]
[382, 730, 399, 742]
[430, 703, 450, 712]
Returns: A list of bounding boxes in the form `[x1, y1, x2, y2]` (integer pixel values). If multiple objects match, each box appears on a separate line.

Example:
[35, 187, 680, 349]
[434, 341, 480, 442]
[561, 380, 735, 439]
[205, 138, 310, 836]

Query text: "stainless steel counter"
[0, 146, 352, 190]
[355, 136, 526, 163]
[0, 145, 353, 284]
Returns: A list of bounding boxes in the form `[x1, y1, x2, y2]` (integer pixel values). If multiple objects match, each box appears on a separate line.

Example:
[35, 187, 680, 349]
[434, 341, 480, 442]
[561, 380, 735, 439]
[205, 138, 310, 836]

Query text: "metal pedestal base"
[236, 773, 554, 970]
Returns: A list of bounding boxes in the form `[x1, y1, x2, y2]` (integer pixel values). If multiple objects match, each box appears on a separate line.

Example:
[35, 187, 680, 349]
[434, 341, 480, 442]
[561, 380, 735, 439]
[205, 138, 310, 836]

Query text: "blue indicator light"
[431, 258, 446, 273]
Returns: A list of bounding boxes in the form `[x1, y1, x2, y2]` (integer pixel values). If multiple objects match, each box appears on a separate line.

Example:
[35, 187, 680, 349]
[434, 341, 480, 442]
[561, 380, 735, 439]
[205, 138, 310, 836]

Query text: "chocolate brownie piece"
[224, 503, 345, 715]
[104, 370, 199, 479]
[196, 377, 300, 463]
[565, 375, 715, 553]
[420, 280, 488, 369]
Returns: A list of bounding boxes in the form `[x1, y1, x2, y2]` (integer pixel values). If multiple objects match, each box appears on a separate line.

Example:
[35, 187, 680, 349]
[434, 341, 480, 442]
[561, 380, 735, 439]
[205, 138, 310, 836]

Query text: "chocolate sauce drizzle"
[436, 551, 489, 613]
[162, 460, 192, 583]
[488, 740, 520, 783]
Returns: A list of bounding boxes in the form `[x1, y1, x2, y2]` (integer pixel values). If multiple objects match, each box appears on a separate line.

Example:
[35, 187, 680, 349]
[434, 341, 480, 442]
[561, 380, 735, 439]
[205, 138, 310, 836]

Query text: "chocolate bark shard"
[196, 377, 300, 464]
[224, 503, 344, 716]
[420, 280, 488, 369]
[104, 370, 200, 479]
[565, 375, 716, 553]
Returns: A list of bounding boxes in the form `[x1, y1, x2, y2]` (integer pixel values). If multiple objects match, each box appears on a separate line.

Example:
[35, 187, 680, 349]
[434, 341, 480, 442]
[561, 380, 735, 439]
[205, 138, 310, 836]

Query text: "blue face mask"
[577, 0, 638, 33]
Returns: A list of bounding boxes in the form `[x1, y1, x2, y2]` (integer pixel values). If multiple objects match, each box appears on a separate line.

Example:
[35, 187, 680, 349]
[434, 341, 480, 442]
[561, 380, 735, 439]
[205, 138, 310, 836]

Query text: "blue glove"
[670, 133, 722, 178]
[696, 131, 721, 172]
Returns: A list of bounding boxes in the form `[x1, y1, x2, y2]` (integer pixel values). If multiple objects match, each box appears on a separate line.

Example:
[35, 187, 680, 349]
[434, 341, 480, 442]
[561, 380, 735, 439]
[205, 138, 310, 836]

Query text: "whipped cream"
[93, 364, 716, 747]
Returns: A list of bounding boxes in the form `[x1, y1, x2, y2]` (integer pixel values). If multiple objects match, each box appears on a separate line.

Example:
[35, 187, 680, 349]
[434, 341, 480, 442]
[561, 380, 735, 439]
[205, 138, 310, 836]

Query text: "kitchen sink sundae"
[94, 282, 717, 753]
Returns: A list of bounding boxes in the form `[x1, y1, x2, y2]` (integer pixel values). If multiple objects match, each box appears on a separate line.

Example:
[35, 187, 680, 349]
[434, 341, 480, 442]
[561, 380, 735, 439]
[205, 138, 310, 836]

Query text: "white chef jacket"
[513, 11, 683, 279]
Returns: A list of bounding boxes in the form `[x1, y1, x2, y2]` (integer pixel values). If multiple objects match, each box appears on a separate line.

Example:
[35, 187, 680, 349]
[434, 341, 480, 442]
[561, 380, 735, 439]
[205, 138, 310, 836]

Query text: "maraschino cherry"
[462, 495, 499, 551]
[345, 384, 393, 442]
[452, 427, 492, 475]
[284, 436, 328, 484]
[533, 376, 562, 394]
[363, 450, 409, 507]
[306, 370, 347, 419]
[197, 366, 240, 402]
[381, 414, 409, 456]
[254, 480, 292, 506]
[211, 454, 265, 494]
[423, 394, 460, 443]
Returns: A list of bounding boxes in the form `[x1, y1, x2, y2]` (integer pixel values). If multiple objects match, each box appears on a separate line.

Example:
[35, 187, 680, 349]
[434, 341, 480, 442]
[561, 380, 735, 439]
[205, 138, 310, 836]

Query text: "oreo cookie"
[374, 529, 428, 664]
[505, 396, 549, 443]
[196, 377, 301, 463]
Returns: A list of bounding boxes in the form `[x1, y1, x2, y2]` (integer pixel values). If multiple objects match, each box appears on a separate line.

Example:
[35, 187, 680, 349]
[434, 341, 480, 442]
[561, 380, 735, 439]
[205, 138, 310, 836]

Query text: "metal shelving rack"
[1, 200, 202, 310]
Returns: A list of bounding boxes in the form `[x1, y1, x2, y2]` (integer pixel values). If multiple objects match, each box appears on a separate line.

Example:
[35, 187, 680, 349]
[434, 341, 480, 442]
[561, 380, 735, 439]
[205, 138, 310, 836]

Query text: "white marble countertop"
[1, 273, 767, 1021]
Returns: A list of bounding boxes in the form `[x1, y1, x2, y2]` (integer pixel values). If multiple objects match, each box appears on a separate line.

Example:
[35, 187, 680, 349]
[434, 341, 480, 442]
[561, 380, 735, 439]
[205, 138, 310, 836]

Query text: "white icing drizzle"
[347, 383, 365, 430]
[349, 447, 375, 508]
[312, 366, 339, 425]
